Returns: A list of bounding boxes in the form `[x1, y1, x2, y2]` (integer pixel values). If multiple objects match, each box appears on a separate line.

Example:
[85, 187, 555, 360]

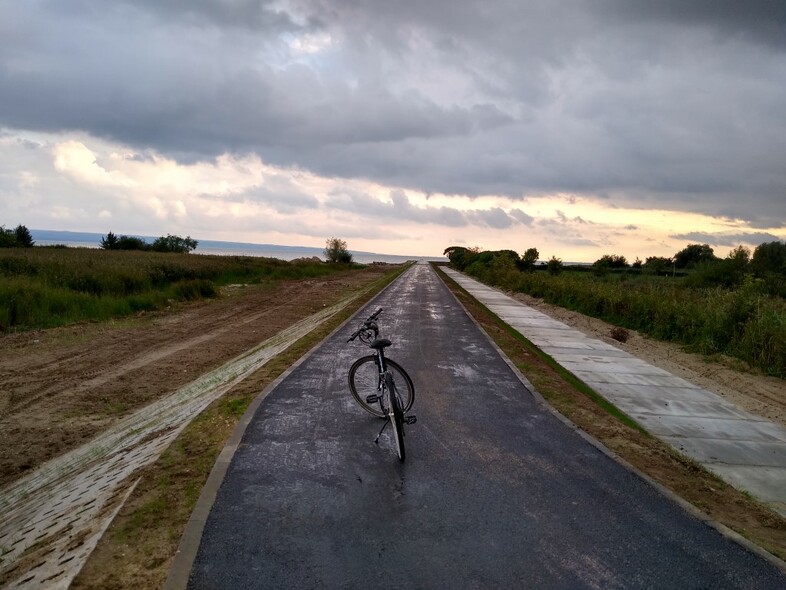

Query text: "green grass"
[0, 248, 364, 332]
[459, 259, 786, 378]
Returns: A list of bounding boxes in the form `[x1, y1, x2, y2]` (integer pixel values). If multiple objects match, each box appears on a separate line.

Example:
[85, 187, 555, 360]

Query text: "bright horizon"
[2, 3, 784, 263]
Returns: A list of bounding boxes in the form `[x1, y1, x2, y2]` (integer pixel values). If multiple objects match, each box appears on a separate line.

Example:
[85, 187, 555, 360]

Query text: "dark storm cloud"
[601, 0, 786, 48]
[1, 1, 785, 228]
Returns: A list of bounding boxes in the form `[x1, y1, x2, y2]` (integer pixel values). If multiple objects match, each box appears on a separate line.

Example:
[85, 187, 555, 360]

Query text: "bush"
[457, 247, 786, 378]
[324, 237, 353, 263]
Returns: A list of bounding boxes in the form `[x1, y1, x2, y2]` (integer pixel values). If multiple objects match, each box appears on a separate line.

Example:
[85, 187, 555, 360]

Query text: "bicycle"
[347, 308, 416, 461]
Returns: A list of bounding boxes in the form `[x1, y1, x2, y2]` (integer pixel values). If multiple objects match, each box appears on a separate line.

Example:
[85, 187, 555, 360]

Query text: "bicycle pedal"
[366, 394, 379, 404]
[404, 416, 417, 425]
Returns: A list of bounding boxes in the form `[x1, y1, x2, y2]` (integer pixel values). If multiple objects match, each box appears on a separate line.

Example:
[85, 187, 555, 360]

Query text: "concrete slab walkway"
[441, 267, 786, 518]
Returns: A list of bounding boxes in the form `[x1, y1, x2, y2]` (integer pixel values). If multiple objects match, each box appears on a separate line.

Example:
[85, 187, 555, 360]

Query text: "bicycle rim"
[348, 356, 415, 418]
[388, 379, 406, 462]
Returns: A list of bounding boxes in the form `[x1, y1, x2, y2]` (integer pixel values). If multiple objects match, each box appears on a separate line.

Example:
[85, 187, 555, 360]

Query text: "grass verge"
[70, 264, 409, 590]
[436, 266, 786, 563]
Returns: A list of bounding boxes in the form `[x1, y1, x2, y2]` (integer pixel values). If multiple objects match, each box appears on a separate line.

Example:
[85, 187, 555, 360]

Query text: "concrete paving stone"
[559, 360, 671, 376]
[576, 371, 696, 388]
[703, 464, 786, 505]
[507, 328, 577, 341]
[588, 383, 724, 404]
[660, 437, 786, 468]
[531, 338, 621, 352]
[632, 415, 786, 443]
[443, 268, 786, 517]
[612, 397, 758, 421]
[544, 349, 635, 361]
[499, 317, 570, 330]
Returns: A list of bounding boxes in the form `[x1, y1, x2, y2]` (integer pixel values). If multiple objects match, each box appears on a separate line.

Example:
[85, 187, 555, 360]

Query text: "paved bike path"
[441, 267, 786, 518]
[178, 263, 786, 589]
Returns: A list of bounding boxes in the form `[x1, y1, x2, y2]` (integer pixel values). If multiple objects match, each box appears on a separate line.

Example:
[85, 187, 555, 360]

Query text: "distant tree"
[751, 241, 786, 277]
[116, 235, 148, 250]
[517, 247, 539, 272]
[443, 245, 479, 270]
[0, 226, 15, 248]
[100, 231, 119, 249]
[14, 225, 34, 247]
[594, 254, 628, 269]
[151, 234, 198, 253]
[547, 256, 563, 275]
[644, 256, 673, 275]
[674, 243, 716, 269]
[632, 257, 642, 269]
[685, 245, 751, 289]
[324, 237, 353, 263]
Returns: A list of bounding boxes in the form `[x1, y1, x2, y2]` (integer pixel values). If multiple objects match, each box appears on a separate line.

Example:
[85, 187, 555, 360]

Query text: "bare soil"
[509, 292, 786, 428]
[5, 265, 785, 587]
[0, 266, 396, 490]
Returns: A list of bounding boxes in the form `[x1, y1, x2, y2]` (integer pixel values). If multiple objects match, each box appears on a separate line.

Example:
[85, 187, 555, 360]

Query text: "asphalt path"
[184, 263, 786, 589]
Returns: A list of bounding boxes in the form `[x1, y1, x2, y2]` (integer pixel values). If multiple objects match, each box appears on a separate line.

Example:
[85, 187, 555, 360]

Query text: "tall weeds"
[0, 248, 357, 331]
[463, 260, 786, 378]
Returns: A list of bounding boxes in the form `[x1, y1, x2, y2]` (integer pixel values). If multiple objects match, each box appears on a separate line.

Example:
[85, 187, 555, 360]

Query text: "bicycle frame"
[347, 307, 415, 461]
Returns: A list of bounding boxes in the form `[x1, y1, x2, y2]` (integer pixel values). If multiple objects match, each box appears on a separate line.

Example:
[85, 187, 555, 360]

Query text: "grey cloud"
[241, 187, 319, 213]
[509, 209, 534, 225]
[468, 207, 514, 229]
[1, 0, 785, 229]
[601, 1, 786, 48]
[669, 232, 782, 248]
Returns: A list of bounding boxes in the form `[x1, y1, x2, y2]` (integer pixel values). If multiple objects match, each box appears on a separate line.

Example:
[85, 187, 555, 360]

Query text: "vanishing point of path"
[175, 263, 786, 589]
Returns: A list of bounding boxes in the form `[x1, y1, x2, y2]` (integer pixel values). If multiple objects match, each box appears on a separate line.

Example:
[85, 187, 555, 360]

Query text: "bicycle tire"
[348, 356, 415, 418]
[387, 374, 406, 462]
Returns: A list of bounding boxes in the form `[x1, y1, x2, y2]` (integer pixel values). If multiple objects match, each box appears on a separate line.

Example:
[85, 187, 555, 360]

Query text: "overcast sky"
[1, 0, 784, 260]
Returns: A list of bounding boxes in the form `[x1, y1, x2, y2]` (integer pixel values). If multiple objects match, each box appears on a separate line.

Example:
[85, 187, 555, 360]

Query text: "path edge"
[433, 264, 786, 575]
[163, 266, 411, 590]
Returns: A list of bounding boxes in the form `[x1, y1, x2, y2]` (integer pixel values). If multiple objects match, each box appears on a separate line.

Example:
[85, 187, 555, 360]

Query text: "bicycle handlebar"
[347, 308, 383, 342]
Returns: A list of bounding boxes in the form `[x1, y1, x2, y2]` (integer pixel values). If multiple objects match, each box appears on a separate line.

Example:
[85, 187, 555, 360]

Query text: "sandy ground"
[0, 266, 395, 490]
[510, 292, 786, 428]
[2, 274, 783, 492]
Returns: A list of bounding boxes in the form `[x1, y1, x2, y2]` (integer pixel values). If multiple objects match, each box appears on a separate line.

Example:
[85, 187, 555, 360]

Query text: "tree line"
[0, 223, 199, 254]
[0, 225, 34, 248]
[99, 232, 198, 253]
[445, 241, 786, 295]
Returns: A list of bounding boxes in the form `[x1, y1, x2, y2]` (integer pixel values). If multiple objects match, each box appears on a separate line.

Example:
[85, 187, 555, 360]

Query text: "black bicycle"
[347, 308, 416, 461]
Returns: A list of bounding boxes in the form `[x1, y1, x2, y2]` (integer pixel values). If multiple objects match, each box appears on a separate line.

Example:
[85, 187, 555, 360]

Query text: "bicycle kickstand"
[374, 419, 389, 445]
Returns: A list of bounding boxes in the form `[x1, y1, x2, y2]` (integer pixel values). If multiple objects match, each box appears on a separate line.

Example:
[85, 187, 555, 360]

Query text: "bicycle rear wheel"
[386, 373, 406, 462]
[348, 356, 415, 418]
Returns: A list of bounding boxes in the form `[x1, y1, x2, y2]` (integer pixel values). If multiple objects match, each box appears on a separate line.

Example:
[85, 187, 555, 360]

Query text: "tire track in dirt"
[0, 268, 394, 489]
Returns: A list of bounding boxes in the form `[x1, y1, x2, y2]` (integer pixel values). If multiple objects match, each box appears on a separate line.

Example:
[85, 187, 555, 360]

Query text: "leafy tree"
[751, 241, 786, 276]
[674, 243, 716, 269]
[547, 256, 563, 275]
[116, 235, 148, 250]
[517, 247, 539, 272]
[100, 231, 119, 249]
[443, 245, 479, 270]
[324, 237, 353, 263]
[14, 225, 34, 247]
[644, 256, 673, 275]
[594, 254, 628, 269]
[151, 234, 198, 253]
[0, 226, 15, 248]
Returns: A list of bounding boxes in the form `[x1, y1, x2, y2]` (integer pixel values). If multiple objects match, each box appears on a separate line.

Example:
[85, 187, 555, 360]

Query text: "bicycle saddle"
[369, 338, 392, 350]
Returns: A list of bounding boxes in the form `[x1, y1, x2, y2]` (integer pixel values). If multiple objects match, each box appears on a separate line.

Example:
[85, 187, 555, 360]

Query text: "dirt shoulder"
[508, 291, 786, 428]
[0, 265, 397, 490]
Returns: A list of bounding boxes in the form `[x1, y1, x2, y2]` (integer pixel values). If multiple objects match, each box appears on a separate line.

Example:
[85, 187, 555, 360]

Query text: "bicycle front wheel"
[387, 374, 406, 462]
[348, 356, 415, 418]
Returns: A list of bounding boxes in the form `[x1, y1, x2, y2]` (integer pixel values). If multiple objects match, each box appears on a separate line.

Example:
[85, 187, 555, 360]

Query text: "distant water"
[30, 230, 439, 265]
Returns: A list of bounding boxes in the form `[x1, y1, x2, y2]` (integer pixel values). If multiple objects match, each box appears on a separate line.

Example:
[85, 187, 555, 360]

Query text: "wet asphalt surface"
[186, 264, 786, 589]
